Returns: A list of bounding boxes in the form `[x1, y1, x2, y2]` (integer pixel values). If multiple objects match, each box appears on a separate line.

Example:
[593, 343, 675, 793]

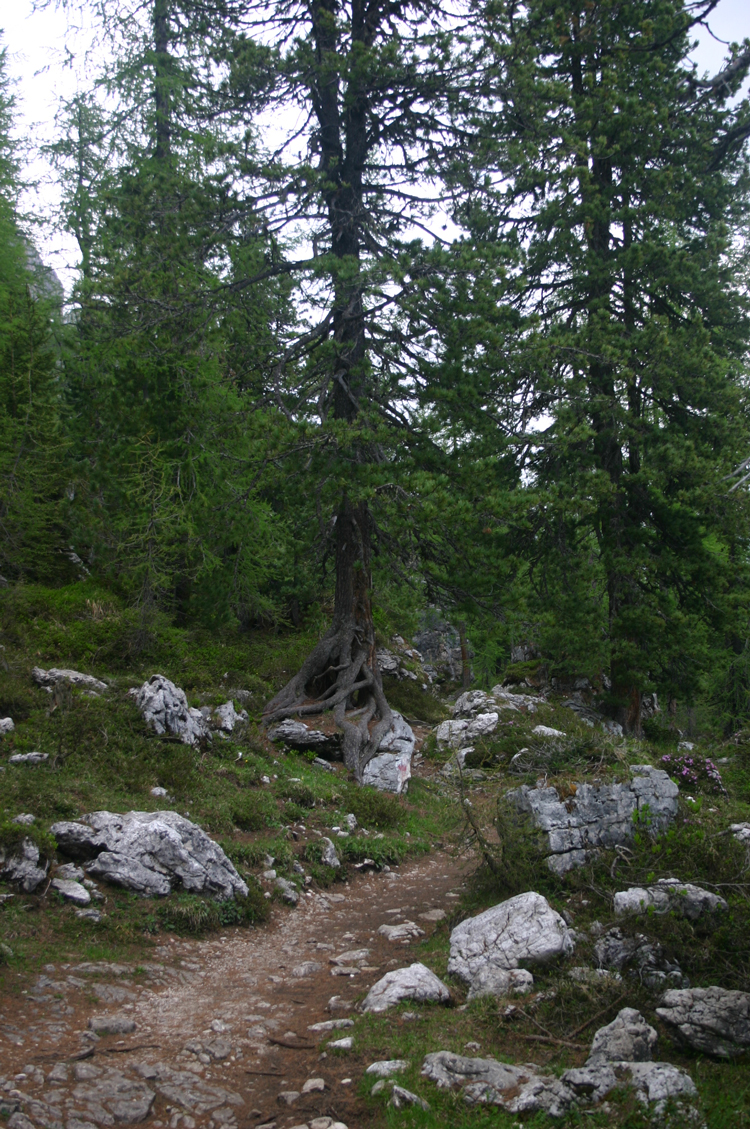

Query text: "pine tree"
[442, 0, 750, 729]
[0, 44, 68, 584]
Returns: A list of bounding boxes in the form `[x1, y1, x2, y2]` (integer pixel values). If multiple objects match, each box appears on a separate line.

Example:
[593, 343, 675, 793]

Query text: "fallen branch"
[244, 1068, 286, 1077]
[566, 991, 629, 1041]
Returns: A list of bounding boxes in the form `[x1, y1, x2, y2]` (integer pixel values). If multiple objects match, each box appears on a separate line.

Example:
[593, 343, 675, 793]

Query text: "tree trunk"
[263, 497, 392, 781]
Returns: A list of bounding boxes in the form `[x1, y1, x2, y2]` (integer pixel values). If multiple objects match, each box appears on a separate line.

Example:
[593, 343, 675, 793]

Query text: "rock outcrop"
[508, 764, 679, 874]
[447, 892, 575, 990]
[132, 675, 210, 745]
[50, 810, 248, 900]
[656, 986, 750, 1058]
[421, 1007, 697, 1117]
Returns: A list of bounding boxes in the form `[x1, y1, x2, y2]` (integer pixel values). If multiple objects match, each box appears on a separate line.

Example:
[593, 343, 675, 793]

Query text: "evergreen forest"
[3, 0, 750, 747]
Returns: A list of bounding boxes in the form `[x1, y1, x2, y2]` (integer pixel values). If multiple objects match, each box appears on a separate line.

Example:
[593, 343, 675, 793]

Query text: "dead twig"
[565, 990, 630, 1041]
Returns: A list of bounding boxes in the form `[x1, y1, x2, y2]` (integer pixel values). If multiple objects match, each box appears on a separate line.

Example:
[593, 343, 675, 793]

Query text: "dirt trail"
[0, 850, 472, 1129]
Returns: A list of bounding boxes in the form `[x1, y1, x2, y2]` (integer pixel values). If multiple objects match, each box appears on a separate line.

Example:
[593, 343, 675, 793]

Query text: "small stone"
[587, 1008, 657, 1064]
[328, 1037, 352, 1050]
[11, 814, 34, 825]
[362, 962, 451, 1012]
[277, 1092, 299, 1105]
[0, 718, 15, 735]
[291, 961, 321, 977]
[47, 1063, 69, 1083]
[377, 921, 424, 942]
[275, 877, 299, 905]
[390, 1084, 430, 1111]
[418, 908, 446, 922]
[320, 838, 340, 868]
[301, 1077, 325, 1093]
[308, 1019, 354, 1032]
[150, 787, 168, 797]
[55, 862, 84, 881]
[51, 878, 91, 906]
[366, 1060, 408, 1077]
[88, 1015, 136, 1035]
[76, 909, 103, 923]
[8, 752, 48, 765]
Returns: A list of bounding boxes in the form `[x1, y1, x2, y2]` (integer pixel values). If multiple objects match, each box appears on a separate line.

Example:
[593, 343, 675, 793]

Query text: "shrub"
[343, 784, 404, 828]
[231, 792, 276, 831]
[660, 752, 727, 796]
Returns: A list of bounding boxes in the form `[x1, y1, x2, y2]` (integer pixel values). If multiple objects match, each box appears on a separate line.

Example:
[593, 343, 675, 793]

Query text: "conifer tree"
[440, 0, 750, 729]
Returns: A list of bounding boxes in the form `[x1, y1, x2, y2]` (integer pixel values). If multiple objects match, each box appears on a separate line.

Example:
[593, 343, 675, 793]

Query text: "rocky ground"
[0, 849, 469, 1129]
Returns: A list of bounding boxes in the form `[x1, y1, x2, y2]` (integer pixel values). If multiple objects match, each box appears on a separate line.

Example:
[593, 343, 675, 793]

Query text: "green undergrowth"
[0, 582, 458, 978]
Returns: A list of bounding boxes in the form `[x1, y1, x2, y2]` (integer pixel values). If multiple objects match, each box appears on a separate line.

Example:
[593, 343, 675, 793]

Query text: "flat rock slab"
[366, 1060, 409, 1077]
[89, 1015, 137, 1035]
[50, 810, 248, 900]
[508, 765, 679, 874]
[377, 921, 424, 942]
[50, 878, 91, 906]
[362, 962, 451, 1012]
[614, 879, 727, 920]
[32, 667, 108, 693]
[447, 892, 574, 986]
[656, 986, 750, 1058]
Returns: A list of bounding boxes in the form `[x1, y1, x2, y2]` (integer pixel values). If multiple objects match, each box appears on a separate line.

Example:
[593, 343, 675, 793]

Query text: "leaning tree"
[220, 0, 468, 777]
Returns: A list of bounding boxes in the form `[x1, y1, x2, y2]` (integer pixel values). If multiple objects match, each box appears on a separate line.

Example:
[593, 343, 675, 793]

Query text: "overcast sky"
[3, 0, 750, 292]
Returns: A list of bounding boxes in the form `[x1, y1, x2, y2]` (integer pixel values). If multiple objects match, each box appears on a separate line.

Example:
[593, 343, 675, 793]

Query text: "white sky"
[2, 0, 750, 293]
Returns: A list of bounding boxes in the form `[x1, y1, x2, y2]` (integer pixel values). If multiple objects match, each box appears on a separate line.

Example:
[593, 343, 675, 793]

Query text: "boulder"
[656, 986, 750, 1058]
[614, 878, 727, 921]
[436, 713, 499, 750]
[0, 837, 49, 892]
[50, 810, 248, 900]
[268, 718, 341, 756]
[508, 764, 679, 874]
[587, 1008, 657, 1065]
[362, 962, 451, 1012]
[211, 701, 248, 733]
[448, 892, 575, 987]
[0, 717, 14, 735]
[363, 712, 415, 794]
[32, 667, 108, 694]
[133, 675, 209, 745]
[593, 926, 685, 987]
[320, 837, 341, 868]
[466, 966, 534, 1001]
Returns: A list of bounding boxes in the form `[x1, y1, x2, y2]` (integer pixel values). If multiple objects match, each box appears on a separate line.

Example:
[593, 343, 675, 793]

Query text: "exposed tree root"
[263, 499, 394, 783]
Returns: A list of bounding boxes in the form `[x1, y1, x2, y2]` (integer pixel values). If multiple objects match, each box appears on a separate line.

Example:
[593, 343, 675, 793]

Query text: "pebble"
[328, 1037, 353, 1050]
[301, 1078, 326, 1093]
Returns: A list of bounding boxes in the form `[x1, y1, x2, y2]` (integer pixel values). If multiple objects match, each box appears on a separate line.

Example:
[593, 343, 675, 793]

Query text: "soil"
[0, 849, 472, 1129]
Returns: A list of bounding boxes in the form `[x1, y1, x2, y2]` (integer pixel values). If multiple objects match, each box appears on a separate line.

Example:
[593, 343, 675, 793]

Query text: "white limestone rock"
[422, 1053, 575, 1118]
[32, 667, 108, 694]
[268, 718, 340, 755]
[377, 921, 425, 942]
[366, 1060, 408, 1077]
[587, 1008, 657, 1065]
[656, 986, 750, 1058]
[362, 962, 451, 1012]
[614, 879, 727, 921]
[0, 717, 14, 735]
[0, 837, 49, 892]
[51, 878, 91, 906]
[532, 725, 566, 738]
[466, 966, 534, 1001]
[50, 810, 248, 900]
[508, 764, 679, 874]
[363, 712, 415, 794]
[320, 837, 341, 868]
[211, 701, 248, 732]
[133, 674, 209, 745]
[448, 892, 575, 986]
